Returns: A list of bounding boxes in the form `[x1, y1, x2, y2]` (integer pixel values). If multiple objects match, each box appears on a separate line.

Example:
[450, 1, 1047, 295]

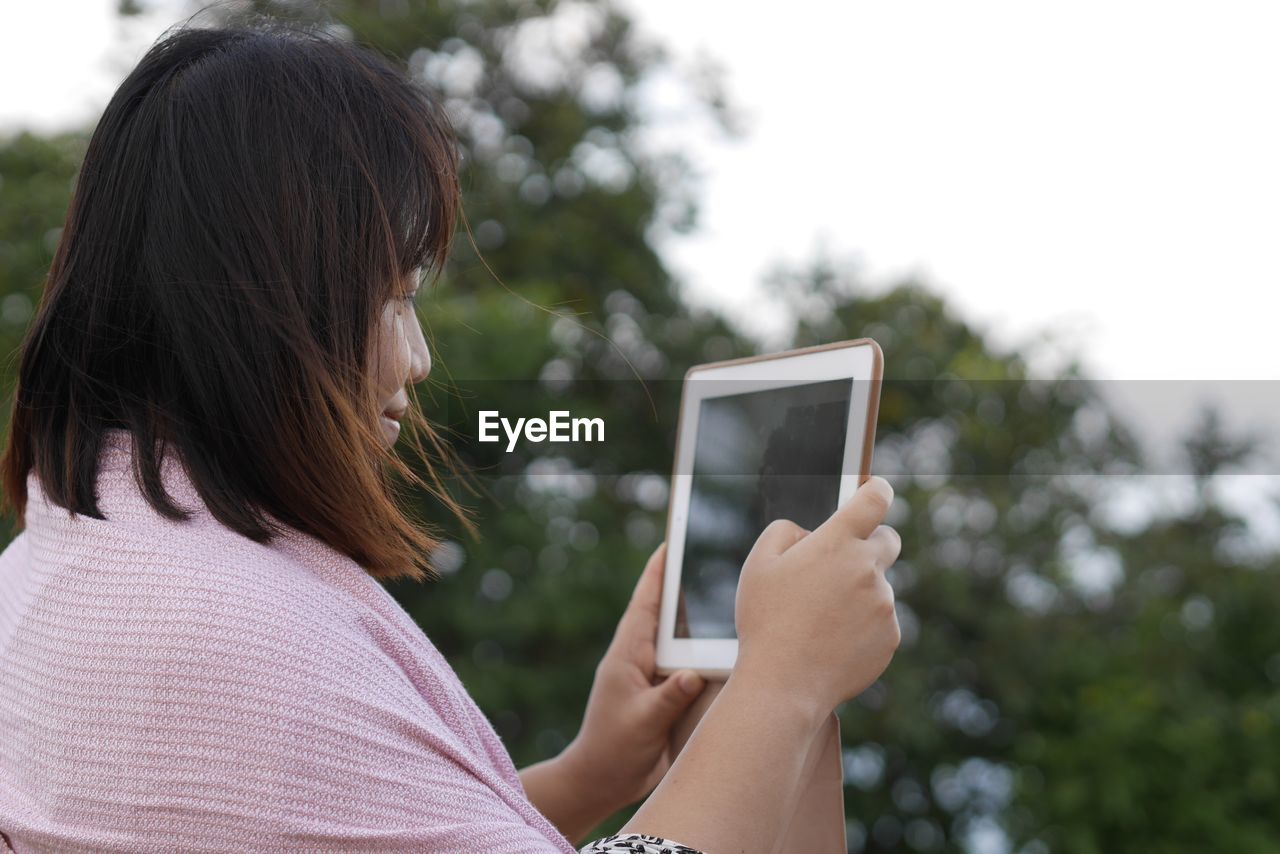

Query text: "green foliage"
[0, 130, 87, 544]
[1, 2, 1277, 850]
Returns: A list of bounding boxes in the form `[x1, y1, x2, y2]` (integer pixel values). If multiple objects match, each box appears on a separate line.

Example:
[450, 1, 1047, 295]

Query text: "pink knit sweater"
[0, 429, 581, 852]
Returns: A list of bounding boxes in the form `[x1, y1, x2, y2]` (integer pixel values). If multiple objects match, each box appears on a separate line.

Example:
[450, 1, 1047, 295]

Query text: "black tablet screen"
[675, 378, 853, 639]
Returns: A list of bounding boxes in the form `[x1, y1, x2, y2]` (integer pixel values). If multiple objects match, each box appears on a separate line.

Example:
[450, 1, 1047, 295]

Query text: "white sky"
[621, 0, 1280, 491]
[2, 1, 1278, 457]
[0, 3, 167, 132]
[622, 0, 1280, 385]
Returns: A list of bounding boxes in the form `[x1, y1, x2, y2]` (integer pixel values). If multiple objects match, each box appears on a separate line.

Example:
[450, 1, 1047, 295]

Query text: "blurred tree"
[774, 257, 1280, 852]
[0, 0, 1276, 850]
[0, 131, 87, 543]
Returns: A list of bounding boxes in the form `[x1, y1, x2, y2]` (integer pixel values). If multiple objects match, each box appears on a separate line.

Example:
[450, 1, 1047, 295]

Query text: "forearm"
[618, 669, 828, 853]
[519, 751, 620, 846]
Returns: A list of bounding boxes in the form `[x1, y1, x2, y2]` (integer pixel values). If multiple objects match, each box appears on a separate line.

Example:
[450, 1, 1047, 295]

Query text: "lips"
[380, 412, 402, 444]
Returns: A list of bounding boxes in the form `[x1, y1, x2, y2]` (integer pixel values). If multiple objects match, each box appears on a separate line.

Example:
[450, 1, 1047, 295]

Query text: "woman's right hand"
[733, 475, 903, 717]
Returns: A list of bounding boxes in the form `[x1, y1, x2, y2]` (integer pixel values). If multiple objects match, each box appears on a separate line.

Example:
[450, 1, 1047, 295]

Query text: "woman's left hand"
[561, 542, 707, 811]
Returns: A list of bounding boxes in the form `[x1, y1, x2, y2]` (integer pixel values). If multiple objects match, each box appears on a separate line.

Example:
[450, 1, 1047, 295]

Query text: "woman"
[0, 18, 902, 854]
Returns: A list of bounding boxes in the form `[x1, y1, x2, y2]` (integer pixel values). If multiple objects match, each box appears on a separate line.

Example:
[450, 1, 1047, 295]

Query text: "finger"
[644, 670, 705, 724]
[747, 518, 810, 560]
[628, 541, 666, 606]
[813, 476, 894, 543]
[612, 543, 667, 651]
[864, 524, 902, 570]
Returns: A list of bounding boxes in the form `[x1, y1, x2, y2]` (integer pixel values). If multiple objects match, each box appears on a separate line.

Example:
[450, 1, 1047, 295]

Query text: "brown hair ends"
[0, 15, 470, 583]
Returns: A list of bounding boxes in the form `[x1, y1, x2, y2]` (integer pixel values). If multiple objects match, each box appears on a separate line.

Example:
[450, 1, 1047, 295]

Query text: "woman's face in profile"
[372, 271, 431, 447]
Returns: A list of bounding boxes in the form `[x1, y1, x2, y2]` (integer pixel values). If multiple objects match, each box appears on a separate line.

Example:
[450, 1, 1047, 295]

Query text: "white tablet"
[655, 339, 884, 679]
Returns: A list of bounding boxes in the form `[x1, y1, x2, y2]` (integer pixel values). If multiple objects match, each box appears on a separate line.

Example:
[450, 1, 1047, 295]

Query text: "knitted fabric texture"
[0, 429, 577, 853]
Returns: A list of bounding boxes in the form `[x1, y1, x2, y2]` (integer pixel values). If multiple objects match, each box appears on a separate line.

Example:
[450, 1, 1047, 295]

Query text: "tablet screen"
[676, 377, 853, 639]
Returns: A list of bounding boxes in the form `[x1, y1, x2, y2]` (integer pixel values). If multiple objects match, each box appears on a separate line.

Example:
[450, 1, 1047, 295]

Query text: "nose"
[407, 311, 431, 385]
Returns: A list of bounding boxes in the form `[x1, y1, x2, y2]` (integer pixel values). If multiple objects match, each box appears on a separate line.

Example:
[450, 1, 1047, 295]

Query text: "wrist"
[723, 664, 830, 734]
[558, 736, 629, 816]
[519, 745, 623, 846]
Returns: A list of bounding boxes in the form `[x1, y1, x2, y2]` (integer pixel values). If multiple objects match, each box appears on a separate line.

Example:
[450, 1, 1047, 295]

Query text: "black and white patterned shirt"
[579, 832, 704, 853]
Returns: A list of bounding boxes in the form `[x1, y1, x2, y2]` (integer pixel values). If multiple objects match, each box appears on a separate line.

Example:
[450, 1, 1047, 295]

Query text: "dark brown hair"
[0, 16, 468, 583]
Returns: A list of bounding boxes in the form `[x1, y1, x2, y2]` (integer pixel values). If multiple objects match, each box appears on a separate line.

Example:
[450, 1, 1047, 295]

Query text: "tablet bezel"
[655, 338, 883, 679]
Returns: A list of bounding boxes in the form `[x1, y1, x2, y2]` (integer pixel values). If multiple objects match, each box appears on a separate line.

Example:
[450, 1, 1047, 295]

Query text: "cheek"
[381, 310, 413, 380]
[392, 314, 413, 375]
[372, 303, 416, 392]
[372, 307, 400, 386]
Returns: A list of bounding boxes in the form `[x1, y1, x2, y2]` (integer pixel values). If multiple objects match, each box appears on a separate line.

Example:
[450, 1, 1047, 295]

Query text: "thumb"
[646, 670, 705, 722]
[748, 519, 811, 562]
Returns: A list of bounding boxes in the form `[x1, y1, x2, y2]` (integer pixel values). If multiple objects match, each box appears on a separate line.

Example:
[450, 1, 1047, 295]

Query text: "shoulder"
[134, 526, 398, 692]
[41, 481, 403, 717]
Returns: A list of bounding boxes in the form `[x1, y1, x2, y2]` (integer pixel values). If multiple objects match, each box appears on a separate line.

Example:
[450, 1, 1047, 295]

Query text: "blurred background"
[2, 1, 1279, 851]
